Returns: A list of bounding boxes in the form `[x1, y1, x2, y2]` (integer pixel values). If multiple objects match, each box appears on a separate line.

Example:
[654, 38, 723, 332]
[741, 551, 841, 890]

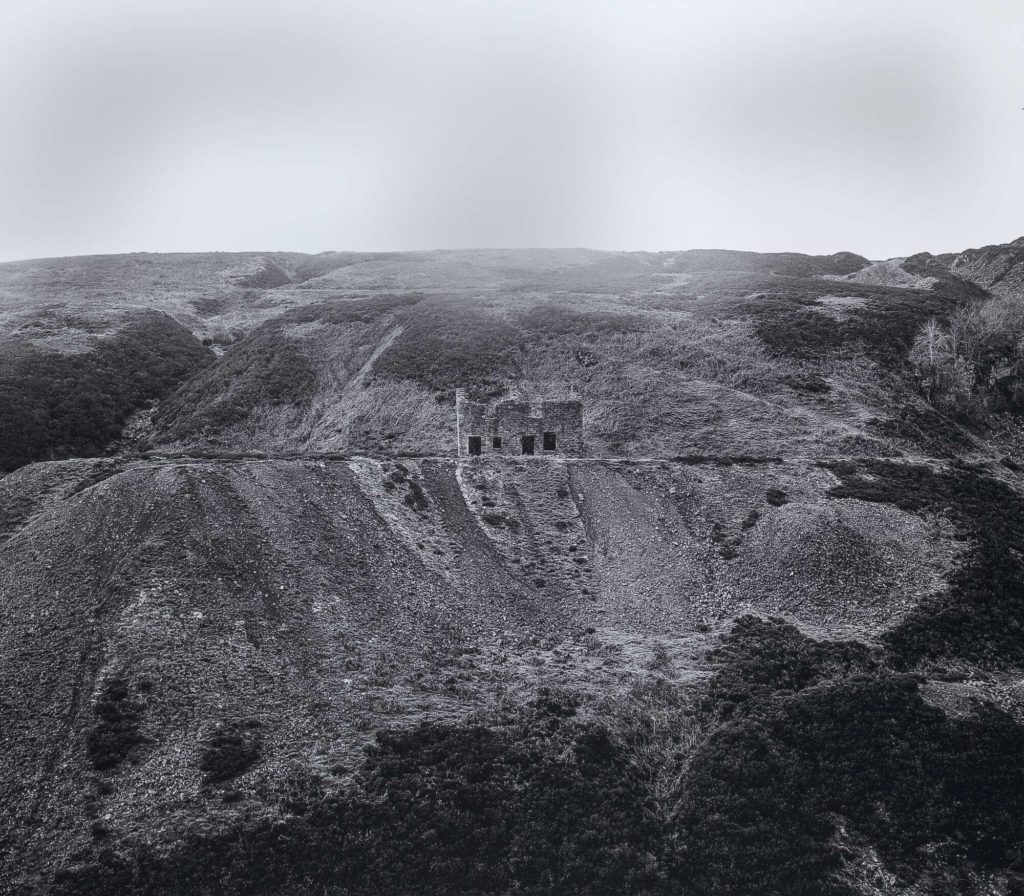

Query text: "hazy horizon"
[1, 0, 1021, 264]
[2, 239, 1022, 269]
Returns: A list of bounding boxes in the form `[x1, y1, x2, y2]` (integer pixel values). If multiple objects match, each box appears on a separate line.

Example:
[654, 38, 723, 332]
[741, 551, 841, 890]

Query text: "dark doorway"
[521, 435, 535, 455]
[468, 436, 482, 456]
[492, 436, 502, 449]
[543, 431, 556, 452]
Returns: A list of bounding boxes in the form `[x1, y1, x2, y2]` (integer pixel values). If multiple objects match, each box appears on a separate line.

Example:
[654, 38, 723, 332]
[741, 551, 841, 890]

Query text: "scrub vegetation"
[0, 311, 211, 472]
[3, 242, 1024, 895]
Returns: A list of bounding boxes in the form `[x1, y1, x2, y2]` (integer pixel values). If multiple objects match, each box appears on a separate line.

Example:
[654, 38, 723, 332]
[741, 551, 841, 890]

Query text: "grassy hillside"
[41, 246, 988, 461]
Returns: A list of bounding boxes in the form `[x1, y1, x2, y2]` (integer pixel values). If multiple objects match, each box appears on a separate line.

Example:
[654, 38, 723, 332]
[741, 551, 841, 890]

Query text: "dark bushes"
[0, 312, 212, 471]
[57, 703, 669, 896]
[518, 303, 645, 338]
[372, 301, 523, 402]
[56, 618, 1024, 896]
[153, 295, 419, 442]
[86, 677, 148, 771]
[675, 618, 1024, 895]
[672, 454, 784, 466]
[870, 403, 977, 457]
[153, 333, 316, 439]
[665, 249, 869, 277]
[702, 615, 877, 719]
[751, 285, 962, 367]
[678, 673, 1024, 896]
[233, 261, 291, 290]
[824, 460, 1024, 667]
[199, 720, 263, 783]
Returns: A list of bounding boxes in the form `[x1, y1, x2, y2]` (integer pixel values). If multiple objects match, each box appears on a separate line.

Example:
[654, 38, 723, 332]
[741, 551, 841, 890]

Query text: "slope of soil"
[0, 452, 976, 892]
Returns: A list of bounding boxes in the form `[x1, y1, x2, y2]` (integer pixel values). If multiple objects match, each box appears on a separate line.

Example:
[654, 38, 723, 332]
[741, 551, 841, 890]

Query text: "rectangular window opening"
[492, 436, 502, 449]
[468, 436, 482, 456]
[521, 435, 535, 455]
[543, 432, 557, 452]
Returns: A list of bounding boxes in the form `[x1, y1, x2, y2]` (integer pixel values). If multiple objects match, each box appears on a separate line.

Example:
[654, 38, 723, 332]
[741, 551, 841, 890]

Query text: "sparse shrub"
[765, 487, 789, 506]
[646, 641, 672, 674]
[482, 511, 518, 530]
[908, 296, 1024, 415]
[86, 677, 148, 771]
[782, 372, 831, 393]
[403, 479, 429, 511]
[199, 720, 263, 783]
[530, 686, 581, 718]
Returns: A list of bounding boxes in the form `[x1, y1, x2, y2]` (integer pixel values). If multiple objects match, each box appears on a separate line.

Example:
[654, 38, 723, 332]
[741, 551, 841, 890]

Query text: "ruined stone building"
[456, 391, 583, 457]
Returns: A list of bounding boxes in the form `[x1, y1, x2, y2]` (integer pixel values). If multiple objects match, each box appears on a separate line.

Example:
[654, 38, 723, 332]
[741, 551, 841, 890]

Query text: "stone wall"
[457, 395, 583, 456]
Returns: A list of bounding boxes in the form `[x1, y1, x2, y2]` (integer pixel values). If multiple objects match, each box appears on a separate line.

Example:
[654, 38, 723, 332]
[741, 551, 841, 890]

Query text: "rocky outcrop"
[951, 236, 1024, 299]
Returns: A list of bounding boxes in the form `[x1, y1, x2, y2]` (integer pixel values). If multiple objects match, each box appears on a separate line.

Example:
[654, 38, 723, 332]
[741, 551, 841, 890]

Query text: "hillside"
[2, 245, 1002, 462]
[951, 236, 1024, 299]
[2, 243, 1024, 894]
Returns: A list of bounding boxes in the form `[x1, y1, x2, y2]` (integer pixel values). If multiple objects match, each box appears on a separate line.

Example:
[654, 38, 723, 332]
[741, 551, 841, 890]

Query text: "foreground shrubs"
[702, 615, 877, 718]
[57, 698, 669, 895]
[908, 295, 1024, 415]
[678, 673, 1024, 896]
[56, 620, 1024, 896]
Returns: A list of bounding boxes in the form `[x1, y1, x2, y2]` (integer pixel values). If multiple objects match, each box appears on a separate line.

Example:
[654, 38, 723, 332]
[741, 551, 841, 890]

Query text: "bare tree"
[908, 317, 952, 402]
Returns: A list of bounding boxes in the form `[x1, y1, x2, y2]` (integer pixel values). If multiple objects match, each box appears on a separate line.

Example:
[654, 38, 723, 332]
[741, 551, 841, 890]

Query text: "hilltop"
[2, 242, 1024, 895]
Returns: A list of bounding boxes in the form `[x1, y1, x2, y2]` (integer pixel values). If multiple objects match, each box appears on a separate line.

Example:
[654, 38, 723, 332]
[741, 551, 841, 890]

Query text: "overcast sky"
[0, 0, 1021, 262]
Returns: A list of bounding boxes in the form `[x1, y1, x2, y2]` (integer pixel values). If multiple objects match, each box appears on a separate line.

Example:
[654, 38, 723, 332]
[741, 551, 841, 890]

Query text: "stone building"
[456, 391, 583, 457]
